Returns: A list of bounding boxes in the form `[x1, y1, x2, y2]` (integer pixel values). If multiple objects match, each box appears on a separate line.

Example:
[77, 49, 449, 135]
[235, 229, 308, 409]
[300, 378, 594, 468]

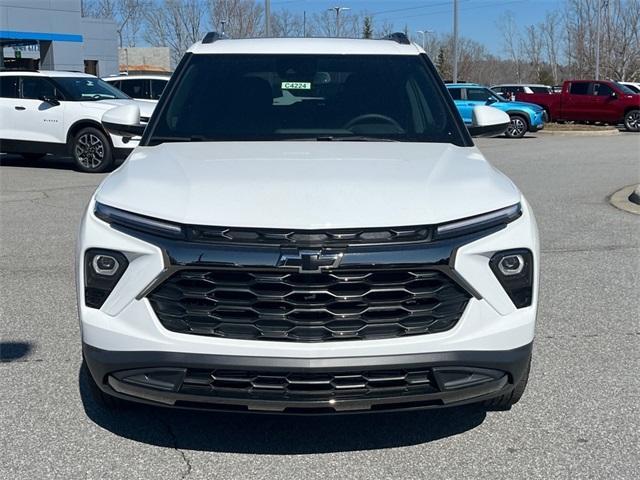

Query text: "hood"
[79, 98, 155, 117]
[95, 142, 521, 229]
[502, 100, 542, 111]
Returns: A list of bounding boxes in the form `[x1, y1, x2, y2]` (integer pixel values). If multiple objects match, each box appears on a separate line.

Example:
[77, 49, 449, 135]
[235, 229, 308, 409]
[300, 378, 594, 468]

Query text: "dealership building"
[0, 0, 118, 76]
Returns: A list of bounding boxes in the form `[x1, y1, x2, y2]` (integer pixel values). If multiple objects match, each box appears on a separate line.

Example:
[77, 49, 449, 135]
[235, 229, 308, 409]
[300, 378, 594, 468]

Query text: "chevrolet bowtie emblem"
[278, 250, 343, 273]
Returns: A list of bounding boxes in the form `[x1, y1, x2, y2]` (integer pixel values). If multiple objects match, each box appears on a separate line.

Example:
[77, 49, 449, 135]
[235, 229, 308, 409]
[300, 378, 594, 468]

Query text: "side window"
[448, 88, 462, 100]
[514, 86, 525, 93]
[150, 79, 167, 100]
[110, 80, 121, 90]
[593, 83, 613, 96]
[0, 76, 19, 98]
[119, 79, 149, 98]
[493, 87, 505, 94]
[569, 82, 590, 95]
[21, 77, 58, 100]
[466, 88, 492, 102]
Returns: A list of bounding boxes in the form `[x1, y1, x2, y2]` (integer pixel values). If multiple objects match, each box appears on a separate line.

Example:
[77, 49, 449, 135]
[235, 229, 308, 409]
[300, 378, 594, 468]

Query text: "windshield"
[465, 87, 506, 103]
[53, 77, 129, 101]
[616, 82, 638, 94]
[147, 54, 464, 145]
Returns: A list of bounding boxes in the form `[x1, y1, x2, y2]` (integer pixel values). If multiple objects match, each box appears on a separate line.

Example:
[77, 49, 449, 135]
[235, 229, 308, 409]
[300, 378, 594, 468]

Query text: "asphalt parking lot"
[1, 132, 639, 480]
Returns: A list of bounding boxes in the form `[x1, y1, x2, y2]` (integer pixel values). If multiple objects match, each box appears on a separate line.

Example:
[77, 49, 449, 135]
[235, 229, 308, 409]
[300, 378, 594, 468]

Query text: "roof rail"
[381, 32, 411, 45]
[202, 31, 228, 44]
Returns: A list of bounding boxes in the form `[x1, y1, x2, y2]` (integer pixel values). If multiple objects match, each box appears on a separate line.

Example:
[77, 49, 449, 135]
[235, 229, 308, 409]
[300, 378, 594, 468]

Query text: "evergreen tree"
[362, 16, 373, 39]
[436, 47, 450, 79]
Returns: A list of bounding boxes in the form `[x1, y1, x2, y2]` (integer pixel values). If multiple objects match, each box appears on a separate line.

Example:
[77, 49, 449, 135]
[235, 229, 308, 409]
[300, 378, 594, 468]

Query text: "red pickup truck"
[510, 80, 640, 131]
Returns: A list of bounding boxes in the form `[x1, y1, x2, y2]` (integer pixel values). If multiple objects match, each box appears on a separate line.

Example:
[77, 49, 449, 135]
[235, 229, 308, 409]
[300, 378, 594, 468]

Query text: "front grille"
[187, 225, 432, 246]
[180, 367, 439, 401]
[148, 268, 470, 342]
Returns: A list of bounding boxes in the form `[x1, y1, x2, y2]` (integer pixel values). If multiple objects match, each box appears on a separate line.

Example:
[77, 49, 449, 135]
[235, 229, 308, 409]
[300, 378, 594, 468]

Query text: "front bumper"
[84, 342, 532, 413]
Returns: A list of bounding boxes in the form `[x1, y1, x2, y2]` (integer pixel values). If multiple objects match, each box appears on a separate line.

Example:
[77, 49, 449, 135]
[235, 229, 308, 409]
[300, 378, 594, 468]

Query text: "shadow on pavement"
[79, 365, 487, 454]
[0, 154, 77, 171]
[0, 341, 33, 361]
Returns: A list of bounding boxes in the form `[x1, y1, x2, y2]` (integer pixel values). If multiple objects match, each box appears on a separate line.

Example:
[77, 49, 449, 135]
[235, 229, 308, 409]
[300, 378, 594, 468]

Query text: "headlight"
[84, 248, 129, 308]
[435, 203, 521, 239]
[94, 202, 185, 239]
[489, 249, 533, 308]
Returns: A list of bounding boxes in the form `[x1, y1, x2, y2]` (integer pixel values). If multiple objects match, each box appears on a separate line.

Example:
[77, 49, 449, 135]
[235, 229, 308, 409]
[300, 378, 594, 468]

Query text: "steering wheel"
[343, 113, 404, 132]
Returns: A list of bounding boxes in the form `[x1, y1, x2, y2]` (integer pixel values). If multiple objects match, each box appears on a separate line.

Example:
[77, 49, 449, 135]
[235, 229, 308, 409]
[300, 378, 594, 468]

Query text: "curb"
[609, 184, 640, 214]
[539, 128, 620, 136]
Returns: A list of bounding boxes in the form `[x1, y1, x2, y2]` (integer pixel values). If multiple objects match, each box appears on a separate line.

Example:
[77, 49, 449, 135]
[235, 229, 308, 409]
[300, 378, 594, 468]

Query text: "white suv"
[103, 74, 170, 103]
[0, 70, 154, 172]
[78, 34, 539, 414]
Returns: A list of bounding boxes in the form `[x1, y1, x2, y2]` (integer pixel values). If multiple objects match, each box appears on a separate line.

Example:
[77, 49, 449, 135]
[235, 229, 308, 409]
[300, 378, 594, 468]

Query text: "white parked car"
[78, 34, 539, 414]
[103, 74, 170, 103]
[0, 70, 154, 172]
[619, 81, 640, 94]
[491, 84, 554, 95]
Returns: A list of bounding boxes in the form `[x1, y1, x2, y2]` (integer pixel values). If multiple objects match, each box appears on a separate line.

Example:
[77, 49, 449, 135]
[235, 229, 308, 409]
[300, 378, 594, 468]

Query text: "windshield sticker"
[281, 82, 311, 90]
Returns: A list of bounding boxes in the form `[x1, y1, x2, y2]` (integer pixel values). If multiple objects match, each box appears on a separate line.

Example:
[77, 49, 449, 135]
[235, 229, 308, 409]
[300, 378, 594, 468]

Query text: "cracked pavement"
[1, 133, 639, 479]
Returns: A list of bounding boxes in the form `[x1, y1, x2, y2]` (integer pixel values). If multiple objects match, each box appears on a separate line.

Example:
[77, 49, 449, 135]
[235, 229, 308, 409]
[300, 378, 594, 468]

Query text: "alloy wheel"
[507, 117, 526, 137]
[626, 111, 640, 131]
[75, 133, 105, 170]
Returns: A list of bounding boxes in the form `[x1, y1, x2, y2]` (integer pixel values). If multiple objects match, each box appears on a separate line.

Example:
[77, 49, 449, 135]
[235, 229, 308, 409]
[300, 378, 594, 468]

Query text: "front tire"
[72, 127, 113, 173]
[624, 109, 640, 132]
[82, 359, 128, 410]
[482, 354, 531, 410]
[505, 114, 528, 138]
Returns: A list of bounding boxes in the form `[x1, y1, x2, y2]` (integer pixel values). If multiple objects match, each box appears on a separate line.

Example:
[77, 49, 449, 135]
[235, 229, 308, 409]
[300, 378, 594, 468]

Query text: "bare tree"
[313, 9, 360, 37]
[209, 0, 264, 38]
[540, 13, 561, 83]
[520, 25, 544, 83]
[498, 11, 524, 82]
[144, 0, 208, 66]
[82, 0, 148, 47]
[272, 9, 306, 38]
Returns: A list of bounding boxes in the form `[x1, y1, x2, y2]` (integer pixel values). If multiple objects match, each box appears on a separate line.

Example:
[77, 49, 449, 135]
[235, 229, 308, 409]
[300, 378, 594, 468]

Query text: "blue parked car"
[446, 83, 546, 138]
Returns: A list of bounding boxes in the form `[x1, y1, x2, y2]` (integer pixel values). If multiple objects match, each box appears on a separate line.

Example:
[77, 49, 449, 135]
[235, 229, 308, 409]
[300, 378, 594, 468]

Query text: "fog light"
[84, 249, 128, 308]
[489, 249, 533, 308]
[92, 254, 119, 276]
[498, 254, 524, 276]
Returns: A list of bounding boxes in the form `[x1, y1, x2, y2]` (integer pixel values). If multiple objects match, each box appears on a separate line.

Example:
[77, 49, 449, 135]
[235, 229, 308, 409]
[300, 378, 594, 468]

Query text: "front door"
[16, 76, 65, 144]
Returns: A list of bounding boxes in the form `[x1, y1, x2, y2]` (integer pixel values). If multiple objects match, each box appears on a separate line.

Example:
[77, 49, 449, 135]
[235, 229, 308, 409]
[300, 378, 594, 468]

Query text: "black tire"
[81, 359, 128, 410]
[72, 127, 114, 173]
[19, 153, 43, 161]
[482, 354, 531, 410]
[505, 114, 528, 138]
[624, 109, 640, 132]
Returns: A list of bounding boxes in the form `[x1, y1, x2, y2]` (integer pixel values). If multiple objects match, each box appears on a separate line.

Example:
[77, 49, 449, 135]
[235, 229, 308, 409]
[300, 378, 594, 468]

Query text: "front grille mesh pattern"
[180, 367, 439, 400]
[187, 225, 431, 246]
[148, 268, 470, 342]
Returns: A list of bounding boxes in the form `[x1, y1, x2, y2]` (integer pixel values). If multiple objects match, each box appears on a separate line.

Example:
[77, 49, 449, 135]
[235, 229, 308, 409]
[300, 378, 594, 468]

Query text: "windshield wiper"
[279, 136, 398, 142]
[321, 135, 399, 142]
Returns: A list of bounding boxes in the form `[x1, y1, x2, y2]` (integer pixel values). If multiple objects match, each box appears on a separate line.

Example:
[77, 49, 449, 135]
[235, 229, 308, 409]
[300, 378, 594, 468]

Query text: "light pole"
[452, 0, 458, 83]
[595, 0, 607, 80]
[265, 0, 271, 37]
[328, 6, 350, 37]
[416, 29, 434, 51]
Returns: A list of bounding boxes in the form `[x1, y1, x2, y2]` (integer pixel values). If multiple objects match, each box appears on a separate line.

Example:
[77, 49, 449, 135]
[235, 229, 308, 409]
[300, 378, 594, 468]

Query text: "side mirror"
[102, 104, 145, 138]
[485, 97, 498, 105]
[610, 92, 617, 98]
[40, 95, 60, 106]
[467, 105, 510, 137]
